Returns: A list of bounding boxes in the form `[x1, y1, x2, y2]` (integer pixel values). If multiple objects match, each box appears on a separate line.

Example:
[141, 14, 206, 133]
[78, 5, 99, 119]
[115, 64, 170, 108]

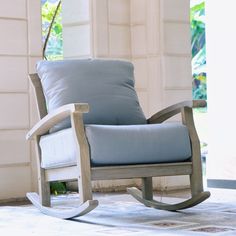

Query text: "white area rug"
[1, 192, 236, 236]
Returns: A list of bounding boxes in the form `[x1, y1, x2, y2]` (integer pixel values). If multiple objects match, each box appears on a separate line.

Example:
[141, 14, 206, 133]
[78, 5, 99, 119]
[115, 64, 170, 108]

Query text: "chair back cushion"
[37, 59, 147, 132]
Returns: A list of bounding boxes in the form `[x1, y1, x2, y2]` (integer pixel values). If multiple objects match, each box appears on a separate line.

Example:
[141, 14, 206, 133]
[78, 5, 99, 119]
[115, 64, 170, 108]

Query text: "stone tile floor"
[1, 188, 236, 235]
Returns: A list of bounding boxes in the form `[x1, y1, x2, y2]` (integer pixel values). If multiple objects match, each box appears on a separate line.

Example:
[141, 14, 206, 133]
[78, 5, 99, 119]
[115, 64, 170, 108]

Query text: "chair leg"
[189, 143, 205, 197]
[142, 177, 153, 200]
[77, 174, 93, 204]
[36, 136, 51, 207]
[71, 112, 94, 204]
[181, 106, 205, 197]
[190, 165, 204, 197]
[38, 168, 51, 207]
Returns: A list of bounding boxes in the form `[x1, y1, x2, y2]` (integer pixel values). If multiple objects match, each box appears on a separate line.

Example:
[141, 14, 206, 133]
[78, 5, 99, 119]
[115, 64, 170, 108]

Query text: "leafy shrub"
[191, 1, 206, 101]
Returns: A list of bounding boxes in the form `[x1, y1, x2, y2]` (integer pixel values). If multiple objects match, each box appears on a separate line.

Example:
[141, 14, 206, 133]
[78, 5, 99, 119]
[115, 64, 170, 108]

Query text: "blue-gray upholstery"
[37, 59, 147, 132]
[86, 123, 191, 166]
[39, 123, 191, 169]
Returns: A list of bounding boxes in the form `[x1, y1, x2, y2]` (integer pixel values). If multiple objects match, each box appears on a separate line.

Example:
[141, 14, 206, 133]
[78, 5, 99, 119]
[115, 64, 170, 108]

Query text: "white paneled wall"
[131, 0, 161, 117]
[161, 0, 192, 109]
[0, 0, 27, 19]
[62, 0, 91, 59]
[0, 0, 41, 200]
[0, 20, 27, 55]
[92, 0, 131, 59]
[62, 0, 192, 191]
[0, 0, 192, 199]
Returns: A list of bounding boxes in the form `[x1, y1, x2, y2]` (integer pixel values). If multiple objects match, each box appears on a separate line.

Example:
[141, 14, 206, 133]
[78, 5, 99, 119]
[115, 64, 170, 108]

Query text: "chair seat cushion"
[39, 123, 191, 169]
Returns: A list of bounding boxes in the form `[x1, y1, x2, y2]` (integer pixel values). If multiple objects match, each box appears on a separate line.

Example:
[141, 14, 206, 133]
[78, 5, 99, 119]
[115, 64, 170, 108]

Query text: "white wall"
[206, 0, 236, 188]
[0, 0, 193, 200]
[0, 0, 42, 200]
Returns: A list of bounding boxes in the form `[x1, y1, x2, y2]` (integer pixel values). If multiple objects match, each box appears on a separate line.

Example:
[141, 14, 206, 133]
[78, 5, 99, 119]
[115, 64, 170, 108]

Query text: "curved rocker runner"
[27, 192, 98, 219]
[127, 187, 210, 211]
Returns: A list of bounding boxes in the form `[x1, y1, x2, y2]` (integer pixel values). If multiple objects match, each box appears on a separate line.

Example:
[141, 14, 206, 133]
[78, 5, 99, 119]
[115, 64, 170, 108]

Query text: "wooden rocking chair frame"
[26, 73, 210, 219]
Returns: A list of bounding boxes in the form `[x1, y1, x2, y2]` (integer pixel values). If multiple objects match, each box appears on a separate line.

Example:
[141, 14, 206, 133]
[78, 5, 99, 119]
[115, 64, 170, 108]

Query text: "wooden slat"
[45, 162, 192, 182]
[92, 162, 192, 180]
[45, 166, 78, 182]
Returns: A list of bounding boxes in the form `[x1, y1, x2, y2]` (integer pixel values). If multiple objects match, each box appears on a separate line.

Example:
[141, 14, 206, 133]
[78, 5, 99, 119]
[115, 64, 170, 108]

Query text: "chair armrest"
[26, 103, 89, 140]
[147, 100, 206, 124]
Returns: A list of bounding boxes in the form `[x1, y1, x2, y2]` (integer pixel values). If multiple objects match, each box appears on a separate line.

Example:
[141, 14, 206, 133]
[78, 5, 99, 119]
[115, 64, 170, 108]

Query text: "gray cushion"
[86, 123, 191, 166]
[37, 59, 147, 132]
[39, 123, 191, 169]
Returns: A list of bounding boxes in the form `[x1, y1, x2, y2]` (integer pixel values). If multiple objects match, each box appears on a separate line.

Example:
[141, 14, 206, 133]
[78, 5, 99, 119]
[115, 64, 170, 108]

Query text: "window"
[191, 0, 206, 100]
[41, 0, 63, 60]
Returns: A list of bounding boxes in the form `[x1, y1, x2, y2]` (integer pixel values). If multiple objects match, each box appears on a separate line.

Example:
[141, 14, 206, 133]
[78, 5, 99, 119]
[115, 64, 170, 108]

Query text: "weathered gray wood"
[91, 162, 193, 180]
[71, 112, 93, 203]
[29, 74, 47, 119]
[45, 166, 78, 182]
[127, 187, 210, 211]
[45, 162, 193, 182]
[181, 106, 204, 195]
[26, 103, 89, 140]
[27, 192, 98, 219]
[148, 100, 206, 124]
[35, 136, 51, 207]
[142, 177, 153, 200]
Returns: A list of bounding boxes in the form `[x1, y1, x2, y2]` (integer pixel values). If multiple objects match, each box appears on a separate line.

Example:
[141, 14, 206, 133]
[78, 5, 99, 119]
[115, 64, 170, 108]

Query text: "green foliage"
[50, 182, 67, 195]
[41, 0, 63, 60]
[191, 0, 207, 101]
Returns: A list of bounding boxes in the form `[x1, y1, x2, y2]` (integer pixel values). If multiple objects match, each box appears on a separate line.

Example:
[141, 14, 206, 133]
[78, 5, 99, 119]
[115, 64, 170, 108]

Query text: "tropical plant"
[191, 0, 206, 101]
[41, 0, 63, 60]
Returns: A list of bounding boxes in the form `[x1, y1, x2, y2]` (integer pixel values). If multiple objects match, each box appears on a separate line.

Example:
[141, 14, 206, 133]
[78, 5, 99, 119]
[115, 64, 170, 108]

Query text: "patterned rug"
[1, 192, 236, 235]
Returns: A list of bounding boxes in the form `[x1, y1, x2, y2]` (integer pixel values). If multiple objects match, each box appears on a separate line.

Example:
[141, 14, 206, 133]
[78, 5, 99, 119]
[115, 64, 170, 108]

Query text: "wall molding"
[163, 19, 190, 25]
[0, 17, 27, 21]
[164, 86, 192, 91]
[0, 91, 28, 94]
[0, 162, 30, 169]
[63, 21, 90, 27]
[163, 53, 192, 58]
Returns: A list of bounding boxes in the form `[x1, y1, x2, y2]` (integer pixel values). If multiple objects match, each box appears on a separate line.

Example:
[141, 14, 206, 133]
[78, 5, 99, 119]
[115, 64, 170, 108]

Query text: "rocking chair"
[26, 59, 210, 219]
